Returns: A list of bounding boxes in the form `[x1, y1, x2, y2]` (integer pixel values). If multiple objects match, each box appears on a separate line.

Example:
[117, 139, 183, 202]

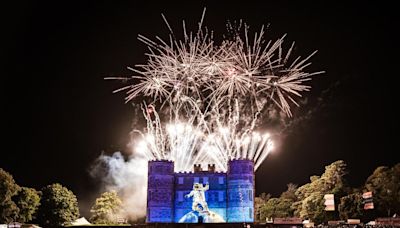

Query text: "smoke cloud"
[90, 151, 148, 221]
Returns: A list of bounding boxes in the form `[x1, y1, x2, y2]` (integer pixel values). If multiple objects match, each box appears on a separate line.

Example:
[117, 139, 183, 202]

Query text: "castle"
[146, 159, 255, 223]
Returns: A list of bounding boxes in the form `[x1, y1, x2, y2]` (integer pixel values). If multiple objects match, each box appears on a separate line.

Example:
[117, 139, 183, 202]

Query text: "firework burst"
[107, 8, 323, 171]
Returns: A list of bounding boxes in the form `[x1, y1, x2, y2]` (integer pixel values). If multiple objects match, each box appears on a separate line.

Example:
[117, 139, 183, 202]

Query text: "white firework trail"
[107, 8, 323, 172]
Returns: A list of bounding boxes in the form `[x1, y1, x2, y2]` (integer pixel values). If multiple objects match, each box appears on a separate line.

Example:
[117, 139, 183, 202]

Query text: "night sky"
[3, 1, 399, 216]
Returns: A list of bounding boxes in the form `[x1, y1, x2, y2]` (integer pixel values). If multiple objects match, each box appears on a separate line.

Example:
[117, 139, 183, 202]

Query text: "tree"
[292, 176, 323, 220]
[262, 198, 294, 219]
[392, 163, 400, 214]
[338, 192, 363, 220]
[280, 183, 298, 202]
[292, 181, 315, 217]
[294, 176, 320, 206]
[0, 168, 20, 223]
[365, 163, 400, 217]
[275, 198, 296, 217]
[13, 187, 41, 223]
[37, 183, 79, 227]
[254, 193, 271, 222]
[262, 198, 281, 219]
[90, 190, 123, 224]
[299, 192, 325, 224]
[293, 160, 348, 224]
[319, 160, 348, 195]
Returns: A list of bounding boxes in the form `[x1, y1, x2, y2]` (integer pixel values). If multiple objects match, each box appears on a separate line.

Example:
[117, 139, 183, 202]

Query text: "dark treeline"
[0, 168, 125, 227]
[254, 161, 400, 224]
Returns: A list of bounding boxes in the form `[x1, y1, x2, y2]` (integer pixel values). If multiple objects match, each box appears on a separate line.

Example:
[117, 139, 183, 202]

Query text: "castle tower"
[147, 160, 174, 223]
[227, 159, 255, 222]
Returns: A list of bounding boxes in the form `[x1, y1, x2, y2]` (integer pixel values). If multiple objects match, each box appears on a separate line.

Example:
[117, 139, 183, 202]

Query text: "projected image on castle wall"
[178, 183, 225, 223]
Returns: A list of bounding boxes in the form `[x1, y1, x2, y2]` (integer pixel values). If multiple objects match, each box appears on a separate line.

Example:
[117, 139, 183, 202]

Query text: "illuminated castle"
[146, 159, 254, 223]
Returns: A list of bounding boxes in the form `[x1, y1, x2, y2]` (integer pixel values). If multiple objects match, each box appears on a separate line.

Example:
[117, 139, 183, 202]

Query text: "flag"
[324, 194, 335, 211]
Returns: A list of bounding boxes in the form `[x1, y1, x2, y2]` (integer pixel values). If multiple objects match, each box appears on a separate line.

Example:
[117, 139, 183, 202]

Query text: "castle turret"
[227, 159, 255, 222]
[147, 160, 174, 223]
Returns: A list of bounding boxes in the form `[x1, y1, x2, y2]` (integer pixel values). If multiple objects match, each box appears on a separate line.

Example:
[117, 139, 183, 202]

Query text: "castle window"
[218, 176, 224, 184]
[218, 191, 224, 201]
[178, 177, 184, 184]
[249, 208, 252, 219]
[194, 177, 199, 183]
[202, 177, 208, 184]
[248, 190, 252, 201]
[177, 191, 184, 202]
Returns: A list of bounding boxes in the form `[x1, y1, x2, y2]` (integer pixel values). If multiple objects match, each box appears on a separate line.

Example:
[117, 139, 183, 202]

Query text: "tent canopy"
[71, 217, 91, 226]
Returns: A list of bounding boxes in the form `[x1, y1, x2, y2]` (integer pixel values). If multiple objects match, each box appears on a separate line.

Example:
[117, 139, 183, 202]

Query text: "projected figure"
[179, 182, 225, 223]
[185, 183, 209, 212]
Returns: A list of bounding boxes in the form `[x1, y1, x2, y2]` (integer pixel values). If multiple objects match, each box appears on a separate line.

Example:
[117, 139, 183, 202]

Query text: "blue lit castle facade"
[147, 159, 254, 223]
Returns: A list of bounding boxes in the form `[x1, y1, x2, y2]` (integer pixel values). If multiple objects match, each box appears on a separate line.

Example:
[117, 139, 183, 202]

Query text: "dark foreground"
[67, 224, 399, 228]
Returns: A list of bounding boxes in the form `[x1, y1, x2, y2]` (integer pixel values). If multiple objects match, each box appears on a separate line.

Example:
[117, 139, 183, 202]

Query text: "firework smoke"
[90, 152, 148, 221]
